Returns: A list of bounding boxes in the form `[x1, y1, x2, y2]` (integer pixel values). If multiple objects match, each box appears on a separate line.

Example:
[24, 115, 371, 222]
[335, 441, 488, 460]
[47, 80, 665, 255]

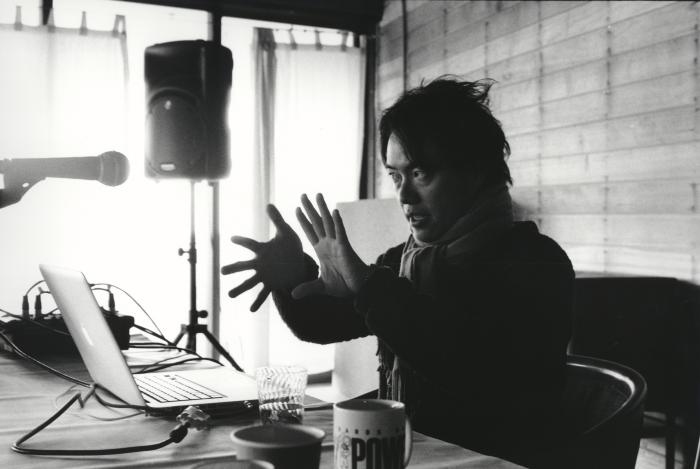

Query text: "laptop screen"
[39, 264, 146, 406]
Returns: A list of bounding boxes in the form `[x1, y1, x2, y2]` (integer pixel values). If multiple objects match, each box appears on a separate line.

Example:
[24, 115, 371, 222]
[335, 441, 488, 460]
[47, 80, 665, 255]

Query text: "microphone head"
[98, 151, 129, 186]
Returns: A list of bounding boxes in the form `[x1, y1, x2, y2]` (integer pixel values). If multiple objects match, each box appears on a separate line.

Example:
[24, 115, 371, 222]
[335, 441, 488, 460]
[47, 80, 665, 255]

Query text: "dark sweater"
[272, 221, 574, 463]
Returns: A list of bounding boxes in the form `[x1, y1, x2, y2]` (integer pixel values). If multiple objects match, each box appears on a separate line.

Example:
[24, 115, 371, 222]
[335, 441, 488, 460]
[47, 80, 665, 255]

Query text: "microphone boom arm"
[0, 170, 45, 209]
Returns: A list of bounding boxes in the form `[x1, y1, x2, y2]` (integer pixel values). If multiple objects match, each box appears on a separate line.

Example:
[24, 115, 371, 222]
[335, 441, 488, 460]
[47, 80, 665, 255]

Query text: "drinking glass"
[255, 365, 307, 425]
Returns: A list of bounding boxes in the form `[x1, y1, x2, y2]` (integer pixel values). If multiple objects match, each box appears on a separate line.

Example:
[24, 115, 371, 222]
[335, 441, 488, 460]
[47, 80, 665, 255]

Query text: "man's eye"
[413, 169, 427, 180]
[388, 172, 401, 184]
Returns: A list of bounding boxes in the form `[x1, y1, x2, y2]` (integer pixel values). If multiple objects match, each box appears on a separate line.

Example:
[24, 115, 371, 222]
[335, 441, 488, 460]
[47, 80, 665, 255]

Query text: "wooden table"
[0, 346, 524, 468]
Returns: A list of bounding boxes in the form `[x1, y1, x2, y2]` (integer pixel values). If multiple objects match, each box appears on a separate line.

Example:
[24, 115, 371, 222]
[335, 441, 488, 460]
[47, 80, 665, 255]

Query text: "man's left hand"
[292, 193, 370, 299]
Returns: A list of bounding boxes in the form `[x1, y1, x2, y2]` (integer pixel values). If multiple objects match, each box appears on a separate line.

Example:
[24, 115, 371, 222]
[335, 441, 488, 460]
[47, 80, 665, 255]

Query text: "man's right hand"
[221, 204, 307, 312]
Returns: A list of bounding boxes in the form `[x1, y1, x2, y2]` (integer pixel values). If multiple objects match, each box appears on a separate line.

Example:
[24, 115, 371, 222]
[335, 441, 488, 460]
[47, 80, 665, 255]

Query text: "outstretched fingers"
[300, 194, 325, 238]
[230, 235, 262, 253]
[250, 286, 271, 312]
[228, 274, 261, 298]
[266, 203, 292, 235]
[221, 259, 256, 275]
[316, 193, 336, 239]
[332, 209, 349, 244]
[296, 207, 319, 245]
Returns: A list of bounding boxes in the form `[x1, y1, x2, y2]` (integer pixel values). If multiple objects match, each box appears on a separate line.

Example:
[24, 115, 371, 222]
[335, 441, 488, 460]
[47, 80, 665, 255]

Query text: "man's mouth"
[407, 213, 429, 227]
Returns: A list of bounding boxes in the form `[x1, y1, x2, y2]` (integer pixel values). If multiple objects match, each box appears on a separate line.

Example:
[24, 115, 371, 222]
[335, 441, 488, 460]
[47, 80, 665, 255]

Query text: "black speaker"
[144, 40, 233, 180]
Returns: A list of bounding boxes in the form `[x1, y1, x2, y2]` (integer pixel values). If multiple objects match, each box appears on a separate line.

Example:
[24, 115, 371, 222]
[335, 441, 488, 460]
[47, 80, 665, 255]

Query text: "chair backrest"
[528, 355, 647, 469]
[332, 198, 407, 400]
[570, 275, 681, 413]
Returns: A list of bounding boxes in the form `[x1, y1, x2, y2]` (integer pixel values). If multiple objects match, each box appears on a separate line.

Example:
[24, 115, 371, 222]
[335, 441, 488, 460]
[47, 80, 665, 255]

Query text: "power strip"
[1, 312, 134, 356]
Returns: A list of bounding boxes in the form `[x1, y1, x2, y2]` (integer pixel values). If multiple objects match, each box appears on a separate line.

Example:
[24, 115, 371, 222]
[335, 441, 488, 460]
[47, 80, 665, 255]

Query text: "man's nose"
[398, 179, 419, 205]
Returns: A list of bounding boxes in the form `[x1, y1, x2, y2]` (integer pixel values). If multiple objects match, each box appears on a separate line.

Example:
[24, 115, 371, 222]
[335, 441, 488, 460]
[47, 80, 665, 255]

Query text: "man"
[222, 77, 574, 463]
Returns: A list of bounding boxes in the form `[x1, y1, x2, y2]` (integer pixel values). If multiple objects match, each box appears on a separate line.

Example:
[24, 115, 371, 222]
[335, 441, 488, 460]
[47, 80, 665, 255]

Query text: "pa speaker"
[144, 40, 233, 180]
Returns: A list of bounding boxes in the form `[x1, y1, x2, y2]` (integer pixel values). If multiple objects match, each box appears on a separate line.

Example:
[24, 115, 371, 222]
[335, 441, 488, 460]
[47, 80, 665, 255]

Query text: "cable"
[130, 343, 195, 354]
[11, 385, 194, 456]
[137, 357, 223, 374]
[53, 385, 143, 421]
[130, 352, 191, 373]
[0, 306, 69, 335]
[91, 283, 166, 339]
[132, 323, 172, 344]
[0, 330, 89, 387]
[23, 280, 45, 297]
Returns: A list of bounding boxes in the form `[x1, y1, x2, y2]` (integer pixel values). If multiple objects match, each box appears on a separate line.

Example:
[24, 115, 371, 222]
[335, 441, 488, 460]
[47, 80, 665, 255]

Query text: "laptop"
[39, 264, 259, 417]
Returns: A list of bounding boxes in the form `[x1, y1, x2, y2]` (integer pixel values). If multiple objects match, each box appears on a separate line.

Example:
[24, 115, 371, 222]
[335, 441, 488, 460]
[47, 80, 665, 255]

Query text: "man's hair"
[379, 76, 512, 186]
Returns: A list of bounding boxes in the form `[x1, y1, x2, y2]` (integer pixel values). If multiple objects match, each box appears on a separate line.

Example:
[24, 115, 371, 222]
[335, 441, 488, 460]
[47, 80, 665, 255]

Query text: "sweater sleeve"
[270, 253, 372, 345]
[354, 254, 574, 395]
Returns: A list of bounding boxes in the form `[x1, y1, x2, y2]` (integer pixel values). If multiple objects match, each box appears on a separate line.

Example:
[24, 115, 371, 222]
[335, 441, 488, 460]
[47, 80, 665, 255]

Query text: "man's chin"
[410, 227, 438, 244]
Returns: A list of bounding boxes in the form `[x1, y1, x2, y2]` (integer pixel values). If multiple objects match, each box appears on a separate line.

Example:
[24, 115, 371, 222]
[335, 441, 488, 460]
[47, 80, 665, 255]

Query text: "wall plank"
[445, 21, 486, 58]
[408, 11, 444, 48]
[542, 27, 607, 74]
[408, 38, 444, 72]
[539, 214, 605, 245]
[542, 90, 606, 130]
[381, 0, 403, 25]
[539, 214, 700, 252]
[610, 34, 695, 86]
[507, 132, 540, 160]
[605, 246, 696, 281]
[378, 56, 402, 81]
[538, 105, 696, 157]
[486, 1, 539, 41]
[406, 0, 444, 31]
[378, 31, 403, 63]
[381, 17, 403, 41]
[487, 49, 539, 85]
[607, 214, 700, 251]
[611, 2, 697, 55]
[512, 141, 700, 186]
[540, 1, 588, 21]
[498, 103, 540, 136]
[486, 22, 539, 65]
[446, 44, 485, 77]
[540, 0, 609, 46]
[445, 1, 500, 35]
[609, 71, 695, 119]
[512, 179, 699, 215]
[541, 59, 607, 102]
[609, 0, 676, 24]
[491, 78, 539, 113]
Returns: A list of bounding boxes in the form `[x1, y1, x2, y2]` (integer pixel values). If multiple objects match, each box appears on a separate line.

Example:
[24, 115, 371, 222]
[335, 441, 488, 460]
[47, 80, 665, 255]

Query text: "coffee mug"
[231, 424, 325, 469]
[192, 460, 274, 469]
[333, 399, 412, 469]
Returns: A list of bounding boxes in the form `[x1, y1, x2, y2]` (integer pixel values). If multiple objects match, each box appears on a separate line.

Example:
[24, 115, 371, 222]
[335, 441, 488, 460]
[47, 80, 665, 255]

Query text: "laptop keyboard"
[135, 373, 225, 403]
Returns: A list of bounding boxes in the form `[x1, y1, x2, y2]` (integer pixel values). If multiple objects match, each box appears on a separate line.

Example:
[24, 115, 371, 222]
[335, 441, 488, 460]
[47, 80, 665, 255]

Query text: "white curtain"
[218, 29, 365, 374]
[269, 40, 366, 372]
[0, 18, 133, 313]
[0, 10, 200, 344]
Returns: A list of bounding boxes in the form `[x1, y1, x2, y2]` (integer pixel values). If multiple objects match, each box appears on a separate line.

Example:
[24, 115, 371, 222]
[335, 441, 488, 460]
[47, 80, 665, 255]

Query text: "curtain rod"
[13, 6, 126, 35]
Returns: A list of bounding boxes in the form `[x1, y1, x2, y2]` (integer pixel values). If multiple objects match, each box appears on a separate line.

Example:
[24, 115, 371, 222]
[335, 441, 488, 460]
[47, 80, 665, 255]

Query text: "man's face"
[385, 134, 480, 243]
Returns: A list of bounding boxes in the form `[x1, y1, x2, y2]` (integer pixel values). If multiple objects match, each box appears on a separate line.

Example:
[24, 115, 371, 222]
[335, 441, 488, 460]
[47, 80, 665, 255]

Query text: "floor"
[636, 436, 690, 469]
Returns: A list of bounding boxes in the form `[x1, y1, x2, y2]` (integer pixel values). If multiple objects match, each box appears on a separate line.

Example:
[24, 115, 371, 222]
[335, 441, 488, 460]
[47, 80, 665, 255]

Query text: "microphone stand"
[172, 181, 243, 371]
[0, 170, 44, 209]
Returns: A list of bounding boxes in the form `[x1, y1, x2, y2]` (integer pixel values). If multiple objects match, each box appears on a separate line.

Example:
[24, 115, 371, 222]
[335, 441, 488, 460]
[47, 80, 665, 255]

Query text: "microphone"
[0, 151, 129, 186]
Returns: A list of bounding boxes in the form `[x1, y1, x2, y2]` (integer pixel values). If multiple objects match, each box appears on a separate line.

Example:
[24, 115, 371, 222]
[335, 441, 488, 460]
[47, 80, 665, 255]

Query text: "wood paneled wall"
[375, 0, 700, 283]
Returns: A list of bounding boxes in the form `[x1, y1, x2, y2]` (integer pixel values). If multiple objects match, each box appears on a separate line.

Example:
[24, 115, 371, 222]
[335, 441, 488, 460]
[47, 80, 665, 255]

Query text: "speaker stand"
[172, 181, 243, 372]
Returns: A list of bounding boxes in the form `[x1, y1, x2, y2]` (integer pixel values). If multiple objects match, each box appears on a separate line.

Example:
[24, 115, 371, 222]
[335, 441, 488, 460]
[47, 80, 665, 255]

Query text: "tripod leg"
[201, 329, 244, 372]
[172, 325, 187, 347]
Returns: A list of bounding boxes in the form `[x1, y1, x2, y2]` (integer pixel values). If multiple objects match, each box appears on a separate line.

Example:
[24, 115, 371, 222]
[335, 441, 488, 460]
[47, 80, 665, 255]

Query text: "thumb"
[291, 279, 325, 299]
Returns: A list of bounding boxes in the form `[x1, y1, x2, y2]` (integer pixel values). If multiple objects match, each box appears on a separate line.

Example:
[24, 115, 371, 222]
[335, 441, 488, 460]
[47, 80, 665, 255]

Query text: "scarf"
[389, 184, 514, 404]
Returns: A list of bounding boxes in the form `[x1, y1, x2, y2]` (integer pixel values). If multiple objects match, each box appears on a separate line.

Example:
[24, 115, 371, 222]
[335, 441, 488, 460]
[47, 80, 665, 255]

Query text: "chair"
[524, 355, 647, 469]
[570, 275, 684, 469]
